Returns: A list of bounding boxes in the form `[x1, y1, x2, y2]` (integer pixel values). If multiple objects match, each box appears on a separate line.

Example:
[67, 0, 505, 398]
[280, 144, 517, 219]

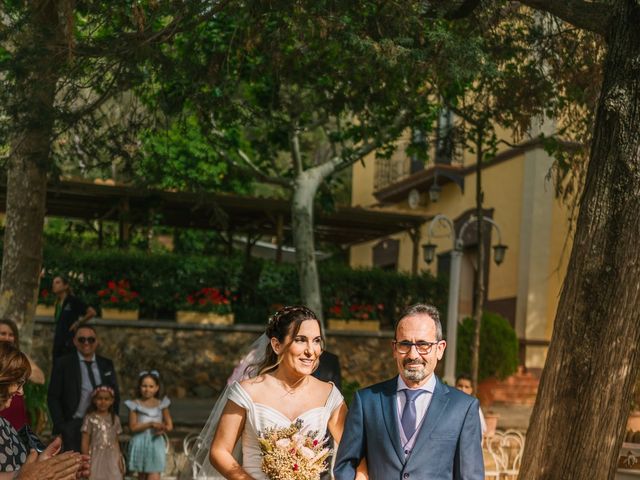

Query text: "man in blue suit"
[334, 303, 484, 480]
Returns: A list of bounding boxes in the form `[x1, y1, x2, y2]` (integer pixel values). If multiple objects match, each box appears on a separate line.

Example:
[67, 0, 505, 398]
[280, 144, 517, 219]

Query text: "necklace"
[273, 374, 308, 396]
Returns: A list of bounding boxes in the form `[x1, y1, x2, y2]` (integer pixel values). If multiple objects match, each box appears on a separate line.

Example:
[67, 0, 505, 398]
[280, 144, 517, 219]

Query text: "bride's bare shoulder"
[239, 375, 272, 394]
[308, 376, 334, 395]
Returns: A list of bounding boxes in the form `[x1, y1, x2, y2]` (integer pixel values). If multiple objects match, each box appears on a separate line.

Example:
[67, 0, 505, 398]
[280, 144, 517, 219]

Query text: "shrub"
[456, 311, 519, 381]
[34, 247, 447, 324]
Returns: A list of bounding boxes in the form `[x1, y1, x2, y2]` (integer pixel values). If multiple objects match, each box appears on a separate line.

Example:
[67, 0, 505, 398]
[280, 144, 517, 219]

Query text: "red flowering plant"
[38, 287, 55, 306]
[181, 287, 233, 314]
[97, 279, 140, 310]
[328, 300, 384, 320]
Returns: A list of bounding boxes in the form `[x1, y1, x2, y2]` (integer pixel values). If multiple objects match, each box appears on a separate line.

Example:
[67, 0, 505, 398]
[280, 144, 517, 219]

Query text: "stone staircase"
[478, 367, 540, 407]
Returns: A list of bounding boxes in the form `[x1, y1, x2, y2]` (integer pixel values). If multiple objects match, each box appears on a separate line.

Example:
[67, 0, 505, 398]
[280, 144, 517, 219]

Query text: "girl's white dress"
[226, 381, 343, 479]
[125, 397, 171, 473]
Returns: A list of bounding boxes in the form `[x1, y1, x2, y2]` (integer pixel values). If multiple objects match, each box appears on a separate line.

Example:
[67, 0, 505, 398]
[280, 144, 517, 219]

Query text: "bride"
[195, 306, 365, 479]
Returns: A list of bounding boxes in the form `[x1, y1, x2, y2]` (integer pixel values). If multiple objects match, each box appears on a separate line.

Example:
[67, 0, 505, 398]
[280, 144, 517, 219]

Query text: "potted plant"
[35, 287, 56, 317]
[326, 300, 383, 331]
[176, 287, 234, 325]
[97, 279, 140, 320]
[627, 375, 640, 434]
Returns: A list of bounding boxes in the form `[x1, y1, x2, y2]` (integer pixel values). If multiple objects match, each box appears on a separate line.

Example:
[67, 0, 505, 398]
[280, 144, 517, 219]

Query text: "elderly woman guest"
[0, 342, 89, 480]
[0, 319, 45, 430]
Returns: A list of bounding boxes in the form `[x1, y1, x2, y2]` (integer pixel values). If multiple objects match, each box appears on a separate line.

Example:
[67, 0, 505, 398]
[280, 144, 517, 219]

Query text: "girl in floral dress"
[81, 385, 124, 480]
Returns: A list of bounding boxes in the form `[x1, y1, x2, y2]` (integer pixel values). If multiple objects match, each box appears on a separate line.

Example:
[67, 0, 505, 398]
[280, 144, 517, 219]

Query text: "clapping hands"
[17, 437, 90, 480]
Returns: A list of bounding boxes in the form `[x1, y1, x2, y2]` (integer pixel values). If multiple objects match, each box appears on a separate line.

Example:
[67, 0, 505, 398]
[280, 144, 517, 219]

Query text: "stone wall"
[32, 320, 397, 400]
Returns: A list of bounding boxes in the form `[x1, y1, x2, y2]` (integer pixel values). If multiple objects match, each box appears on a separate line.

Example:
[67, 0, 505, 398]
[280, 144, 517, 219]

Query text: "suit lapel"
[72, 355, 82, 402]
[379, 377, 405, 462]
[411, 377, 449, 454]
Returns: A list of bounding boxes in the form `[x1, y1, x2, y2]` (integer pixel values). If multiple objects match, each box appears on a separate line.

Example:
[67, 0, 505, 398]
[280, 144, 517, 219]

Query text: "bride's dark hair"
[254, 305, 323, 376]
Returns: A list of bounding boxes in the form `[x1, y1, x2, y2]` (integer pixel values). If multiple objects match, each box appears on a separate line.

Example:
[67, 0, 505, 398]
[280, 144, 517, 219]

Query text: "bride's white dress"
[227, 381, 344, 480]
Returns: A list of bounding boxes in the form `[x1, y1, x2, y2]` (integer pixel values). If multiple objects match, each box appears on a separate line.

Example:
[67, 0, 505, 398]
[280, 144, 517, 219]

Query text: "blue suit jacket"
[334, 376, 484, 480]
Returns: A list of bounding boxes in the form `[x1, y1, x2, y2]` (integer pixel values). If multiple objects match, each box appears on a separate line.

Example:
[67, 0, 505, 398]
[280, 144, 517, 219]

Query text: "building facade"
[349, 122, 574, 369]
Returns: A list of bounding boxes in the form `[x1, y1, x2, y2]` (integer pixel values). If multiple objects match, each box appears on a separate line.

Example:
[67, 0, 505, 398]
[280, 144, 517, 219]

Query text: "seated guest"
[48, 326, 119, 452]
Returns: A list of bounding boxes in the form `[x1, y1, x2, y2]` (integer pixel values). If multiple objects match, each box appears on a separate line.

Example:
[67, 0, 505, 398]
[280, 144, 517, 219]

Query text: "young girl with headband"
[126, 370, 173, 480]
[81, 384, 124, 480]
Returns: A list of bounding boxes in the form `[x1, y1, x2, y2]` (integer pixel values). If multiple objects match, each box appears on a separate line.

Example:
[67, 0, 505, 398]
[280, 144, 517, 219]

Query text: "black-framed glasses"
[77, 336, 96, 344]
[393, 340, 440, 355]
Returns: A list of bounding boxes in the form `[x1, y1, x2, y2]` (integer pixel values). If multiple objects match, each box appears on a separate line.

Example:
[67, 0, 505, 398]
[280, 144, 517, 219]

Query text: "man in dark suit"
[334, 303, 484, 480]
[48, 325, 120, 452]
[312, 350, 342, 391]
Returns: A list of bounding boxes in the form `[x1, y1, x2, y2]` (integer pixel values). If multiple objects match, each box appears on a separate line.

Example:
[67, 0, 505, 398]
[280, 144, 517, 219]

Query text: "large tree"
[0, 0, 228, 350]
[433, 0, 640, 477]
[142, 1, 489, 319]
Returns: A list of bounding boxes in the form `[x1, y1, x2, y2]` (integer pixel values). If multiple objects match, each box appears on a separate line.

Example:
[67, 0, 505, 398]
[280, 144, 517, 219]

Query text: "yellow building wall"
[351, 155, 526, 305]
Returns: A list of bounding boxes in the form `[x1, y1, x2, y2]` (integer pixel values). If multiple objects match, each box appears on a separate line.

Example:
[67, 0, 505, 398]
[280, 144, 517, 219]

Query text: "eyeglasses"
[77, 336, 96, 344]
[393, 340, 440, 355]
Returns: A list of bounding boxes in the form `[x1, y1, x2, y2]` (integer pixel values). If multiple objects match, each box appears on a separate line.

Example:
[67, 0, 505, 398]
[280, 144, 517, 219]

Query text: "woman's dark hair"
[456, 372, 473, 384]
[0, 342, 31, 408]
[87, 384, 117, 423]
[255, 305, 323, 376]
[137, 371, 162, 399]
[0, 318, 19, 346]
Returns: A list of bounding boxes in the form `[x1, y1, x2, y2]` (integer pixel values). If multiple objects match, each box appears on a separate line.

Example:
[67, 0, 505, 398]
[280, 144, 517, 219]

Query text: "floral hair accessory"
[91, 385, 115, 397]
[139, 369, 160, 378]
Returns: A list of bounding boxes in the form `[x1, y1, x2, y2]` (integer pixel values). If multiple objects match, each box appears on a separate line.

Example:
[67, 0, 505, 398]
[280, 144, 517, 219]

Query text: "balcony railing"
[374, 156, 413, 192]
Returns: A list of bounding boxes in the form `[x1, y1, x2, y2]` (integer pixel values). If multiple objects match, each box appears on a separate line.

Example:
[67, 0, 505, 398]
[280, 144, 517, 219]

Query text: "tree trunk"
[471, 130, 484, 391]
[0, 1, 63, 353]
[519, 5, 640, 478]
[292, 169, 327, 326]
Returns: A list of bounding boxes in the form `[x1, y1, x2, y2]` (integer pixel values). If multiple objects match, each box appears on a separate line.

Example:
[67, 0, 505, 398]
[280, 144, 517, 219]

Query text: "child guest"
[81, 385, 124, 480]
[455, 373, 488, 435]
[126, 370, 173, 480]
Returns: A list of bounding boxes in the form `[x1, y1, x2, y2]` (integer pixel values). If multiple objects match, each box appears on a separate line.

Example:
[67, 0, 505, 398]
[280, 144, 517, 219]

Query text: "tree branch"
[290, 126, 304, 175]
[234, 150, 290, 188]
[517, 0, 611, 36]
[317, 110, 410, 179]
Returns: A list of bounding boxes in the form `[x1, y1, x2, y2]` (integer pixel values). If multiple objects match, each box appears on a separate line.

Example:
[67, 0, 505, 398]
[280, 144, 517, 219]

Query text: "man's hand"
[18, 450, 82, 480]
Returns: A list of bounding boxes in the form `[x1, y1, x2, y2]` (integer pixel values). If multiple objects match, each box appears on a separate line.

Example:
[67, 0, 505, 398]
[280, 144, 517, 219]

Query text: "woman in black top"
[52, 276, 96, 360]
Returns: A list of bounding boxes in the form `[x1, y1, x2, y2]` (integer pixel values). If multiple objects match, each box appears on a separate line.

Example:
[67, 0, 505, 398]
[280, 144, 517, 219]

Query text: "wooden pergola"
[0, 179, 429, 270]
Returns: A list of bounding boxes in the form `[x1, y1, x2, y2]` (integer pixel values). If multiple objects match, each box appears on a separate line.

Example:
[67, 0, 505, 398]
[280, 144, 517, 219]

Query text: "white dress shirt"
[396, 374, 436, 454]
[74, 352, 102, 418]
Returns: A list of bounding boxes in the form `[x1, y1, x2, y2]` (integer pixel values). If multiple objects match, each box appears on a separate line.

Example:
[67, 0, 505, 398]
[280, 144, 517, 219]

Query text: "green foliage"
[35, 248, 446, 325]
[23, 382, 49, 433]
[456, 311, 519, 382]
[320, 264, 448, 328]
[135, 114, 254, 194]
[342, 380, 361, 407]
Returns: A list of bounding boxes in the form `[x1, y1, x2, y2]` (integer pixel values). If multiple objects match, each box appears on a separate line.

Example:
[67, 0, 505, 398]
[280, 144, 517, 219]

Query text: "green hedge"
[456, 311, 519, 381]
[38, 247, 447, 327]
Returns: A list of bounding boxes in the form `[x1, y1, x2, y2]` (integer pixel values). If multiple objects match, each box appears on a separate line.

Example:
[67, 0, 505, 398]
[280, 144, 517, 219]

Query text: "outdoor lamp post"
[423, 213, 507, 385]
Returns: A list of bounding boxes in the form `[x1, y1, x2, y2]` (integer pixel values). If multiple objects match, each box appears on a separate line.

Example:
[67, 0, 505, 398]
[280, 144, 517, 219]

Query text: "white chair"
[482, 429, 525, 479]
